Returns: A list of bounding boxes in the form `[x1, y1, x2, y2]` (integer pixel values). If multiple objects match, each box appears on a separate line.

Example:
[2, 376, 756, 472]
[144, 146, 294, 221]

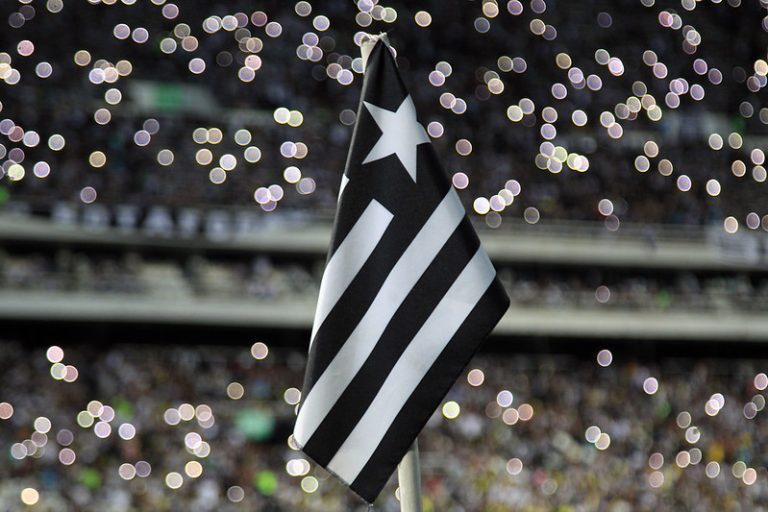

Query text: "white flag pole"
[397, 440, 423, 512]
[359, 33, 423, 511]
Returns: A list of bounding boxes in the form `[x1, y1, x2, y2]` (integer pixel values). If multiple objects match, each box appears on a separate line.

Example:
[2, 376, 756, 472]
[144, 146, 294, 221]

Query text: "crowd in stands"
[2, 248, 768, 313]
[1, 341, 767, 510]
[1, 0, 767, 228]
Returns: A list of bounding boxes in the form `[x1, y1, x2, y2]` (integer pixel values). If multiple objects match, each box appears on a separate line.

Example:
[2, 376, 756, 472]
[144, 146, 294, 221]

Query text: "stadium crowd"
[0, 0, 767, 229]
[1, 341, 767, 510]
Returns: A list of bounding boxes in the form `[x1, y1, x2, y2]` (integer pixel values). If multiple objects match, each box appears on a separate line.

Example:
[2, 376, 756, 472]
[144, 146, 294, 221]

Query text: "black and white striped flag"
[293, 39, 510, 503]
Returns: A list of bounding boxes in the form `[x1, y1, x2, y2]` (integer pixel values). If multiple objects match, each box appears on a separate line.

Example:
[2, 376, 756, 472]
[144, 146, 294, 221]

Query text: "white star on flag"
[362, 95, 430, 182]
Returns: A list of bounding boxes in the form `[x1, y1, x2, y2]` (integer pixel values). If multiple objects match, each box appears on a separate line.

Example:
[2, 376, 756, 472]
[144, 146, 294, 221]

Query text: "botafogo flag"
[293, 38, 510, 503]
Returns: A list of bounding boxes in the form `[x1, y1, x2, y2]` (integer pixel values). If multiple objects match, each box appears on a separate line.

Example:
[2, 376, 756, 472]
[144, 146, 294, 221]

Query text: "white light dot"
[506, 458, 523, 475]
[643, 377, 659, 394]
[165, 472, 184, 489]
[597, 349, 613, 367]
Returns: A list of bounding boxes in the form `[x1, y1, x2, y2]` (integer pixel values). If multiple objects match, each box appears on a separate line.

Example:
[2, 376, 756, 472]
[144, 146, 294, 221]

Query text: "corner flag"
[293, 39, 510, 503]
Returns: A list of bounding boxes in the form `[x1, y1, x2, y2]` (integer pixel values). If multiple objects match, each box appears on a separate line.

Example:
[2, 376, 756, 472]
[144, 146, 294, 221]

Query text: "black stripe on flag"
[294, 38, 510, 504]
[302, 220, 480, 465]
[303, 197, 446, 398]
[351, 279, 509, 500]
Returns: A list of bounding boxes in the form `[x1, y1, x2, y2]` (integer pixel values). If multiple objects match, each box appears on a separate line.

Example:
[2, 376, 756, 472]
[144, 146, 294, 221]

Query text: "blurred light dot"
[518, 403, 534, 421]
[451, 98, 467, 114]
[524, 207, 540, 224]
[46, 346, 64, 363]
[597, 349, 613, 367]
[724, 216, 739, 234]
[89, 151, 107, 168]
[675, 451, 691, 468]
[598, 199, 614, 216]
[595, 432, 611, 450]
[571, 110, 588, 126]
[185, 460, 203, 478]
[0, 402, 13, 420]
[507, 105, 523, 122]
[165, 472, 183, 489]
[284, 387, 301, 405]
[251, 341, 268, 360]
[705, 179, 721, 196]
[658, 159, 673, 176]
[234, 129, 252, 146]
[643, 377, 659, 394]
[10, 443, 26, 459]
[475, 17, 491, 33]
[157, 149, 174, 166]
[455, 139, 472, 156]
[118, 423, 136, 440]
[313, 15, 329, 31]
[585, 426, 601, 443]
[705, 461, 720, 478]
[227, 382, 244, 400]
[34, 417, 51, 433]
[134, 130, 151, 146]
[48, 134, 65, 151]
[496, 390, 514, 407]
[58, 447, 76, 465]
[752, 165, 768, 183]
[132, 27, 149, 44]
[80, 187, 97, 204]
[467, 368, 484, 386]
[427, 121, 444, 138]
[691, 450, 704, 467]
[473, 197, 490, 215]
[595, 285, 611, 303]
[442, 401, 460, 419]
[452, 172, 469, 190]
[113, 23, 130, 40]
[301, 475, 319, 493]
[94, 421, 111, 438]
[685, 426, 701, 444]
[507, 1, 523, 15]
[188, 58, 206, 74]
[208, 167, 227, 185]
[118, 463, 136, 480]
[506, 458, 523, 475]
[219, 154, 237, 171]
[708, 133, 723, 150]
[218, 484, 243, 504]
[20, 488, 39, 506]
[135, 461, 151, 477]
[415, 10, 432, 27]
[339, 109, 356, 125]
[244, 146, 262, 163]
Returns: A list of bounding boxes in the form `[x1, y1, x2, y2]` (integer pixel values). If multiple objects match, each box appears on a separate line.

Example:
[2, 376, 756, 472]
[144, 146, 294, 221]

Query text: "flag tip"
[360, 32, 391, 72]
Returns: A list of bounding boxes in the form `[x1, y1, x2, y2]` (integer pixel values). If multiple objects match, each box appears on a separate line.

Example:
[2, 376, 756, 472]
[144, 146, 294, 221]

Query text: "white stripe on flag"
[294, 188, 465, 447]
[326, 248, 496, 483]
[310, 199, 393, 344]
[338, 174, 350, 200]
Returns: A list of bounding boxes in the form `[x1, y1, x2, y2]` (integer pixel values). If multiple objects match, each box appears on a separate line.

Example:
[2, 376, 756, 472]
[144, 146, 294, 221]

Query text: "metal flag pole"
[397, 440, 423, 512]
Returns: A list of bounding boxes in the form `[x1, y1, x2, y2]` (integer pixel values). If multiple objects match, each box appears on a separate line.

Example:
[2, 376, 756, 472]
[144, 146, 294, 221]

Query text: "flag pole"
[397, 440, 423, 512]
